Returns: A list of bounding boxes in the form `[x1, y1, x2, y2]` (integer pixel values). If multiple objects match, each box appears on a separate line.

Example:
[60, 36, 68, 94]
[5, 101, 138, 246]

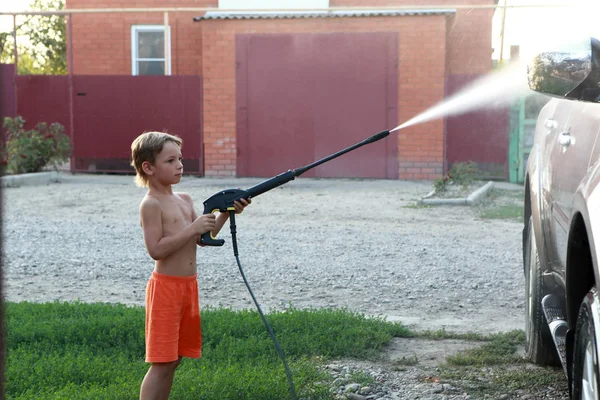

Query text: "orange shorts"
[145, 271, 202, 363]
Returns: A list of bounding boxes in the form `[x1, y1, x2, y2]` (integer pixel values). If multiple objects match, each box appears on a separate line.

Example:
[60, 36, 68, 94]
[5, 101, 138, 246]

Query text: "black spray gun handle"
[200, 188, 250, 246]
[199, 170, 297, 246]
[199, 130, 390, 246]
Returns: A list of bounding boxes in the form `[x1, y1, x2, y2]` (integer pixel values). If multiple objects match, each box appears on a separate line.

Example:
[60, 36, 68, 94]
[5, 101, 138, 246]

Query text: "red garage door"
[236, 32, 398, 178]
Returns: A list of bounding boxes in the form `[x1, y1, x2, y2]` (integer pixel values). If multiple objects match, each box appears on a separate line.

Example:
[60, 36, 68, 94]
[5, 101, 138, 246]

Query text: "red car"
[525, 35, 600, 398]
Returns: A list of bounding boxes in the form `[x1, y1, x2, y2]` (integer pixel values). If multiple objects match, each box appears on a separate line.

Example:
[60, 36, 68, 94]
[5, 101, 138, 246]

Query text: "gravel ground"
[3, 173, 524, 335]
[4, 173, 558, 400]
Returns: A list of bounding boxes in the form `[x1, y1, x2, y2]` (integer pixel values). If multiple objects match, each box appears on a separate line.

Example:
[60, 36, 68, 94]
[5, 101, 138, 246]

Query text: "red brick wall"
[66, 0, 493, 77]
[330, 0, 495, 179]
[330, 0, 495, 75]
[66, 0, 215, 75]
[65, 0, 495, 179]
[201, 16, 447, 178]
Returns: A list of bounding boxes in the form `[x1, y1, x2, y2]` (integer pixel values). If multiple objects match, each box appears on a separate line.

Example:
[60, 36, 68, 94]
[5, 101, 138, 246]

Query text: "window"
[131, 25, 171, 76]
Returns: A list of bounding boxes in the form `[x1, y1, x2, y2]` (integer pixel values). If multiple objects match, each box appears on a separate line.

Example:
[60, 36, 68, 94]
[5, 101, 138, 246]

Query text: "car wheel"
[524, 216, 559, 365]
[572, 289, 600, 400]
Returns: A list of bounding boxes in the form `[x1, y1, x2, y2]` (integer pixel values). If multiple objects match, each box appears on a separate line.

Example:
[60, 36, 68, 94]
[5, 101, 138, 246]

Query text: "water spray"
[391, 61, 530, 132]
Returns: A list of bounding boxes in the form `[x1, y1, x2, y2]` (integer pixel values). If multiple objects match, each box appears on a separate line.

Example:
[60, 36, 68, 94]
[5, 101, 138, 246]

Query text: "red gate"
[236, 32, 398, 179]
[14, 75, 203, 174]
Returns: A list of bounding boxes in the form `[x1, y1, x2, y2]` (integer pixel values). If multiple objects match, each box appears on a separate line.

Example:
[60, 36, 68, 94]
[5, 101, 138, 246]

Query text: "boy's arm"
[213, 212, 230, 236]
[140, 197, 199, 260]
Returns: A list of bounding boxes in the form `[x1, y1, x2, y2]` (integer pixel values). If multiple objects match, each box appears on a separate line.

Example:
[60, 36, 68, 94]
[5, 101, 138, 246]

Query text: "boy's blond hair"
[131, 131, 183, 187]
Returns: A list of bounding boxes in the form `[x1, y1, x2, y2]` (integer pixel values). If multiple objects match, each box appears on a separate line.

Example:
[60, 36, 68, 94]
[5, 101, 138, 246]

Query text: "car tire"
[524, 216, 559, 365]
[572, 289, 600, 399]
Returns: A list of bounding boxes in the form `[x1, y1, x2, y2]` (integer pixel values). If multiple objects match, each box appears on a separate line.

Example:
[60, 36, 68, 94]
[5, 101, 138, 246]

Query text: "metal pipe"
[163, 11, 170, 76]
[0, 4, 575, 16]
[12, 14, 18, 116]
[67, 13, 73, 75]
[67, 13, 75, 172]
[12, 15, 17, 74]
[498, 0, 508, 63]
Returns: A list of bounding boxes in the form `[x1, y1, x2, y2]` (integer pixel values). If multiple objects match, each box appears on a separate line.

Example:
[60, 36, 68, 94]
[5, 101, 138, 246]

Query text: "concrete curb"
[1, 171, 61, 188]
[418, 181, 495, 206]
[466, 181, 495, 205]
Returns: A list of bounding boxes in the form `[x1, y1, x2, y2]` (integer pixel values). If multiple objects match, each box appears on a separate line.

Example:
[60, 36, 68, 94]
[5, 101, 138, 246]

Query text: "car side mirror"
[527, 36, 595, 99]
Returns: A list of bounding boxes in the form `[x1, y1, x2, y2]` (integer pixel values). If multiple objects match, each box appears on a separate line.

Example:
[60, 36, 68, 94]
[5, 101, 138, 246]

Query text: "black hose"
[228, 211, 297, 400]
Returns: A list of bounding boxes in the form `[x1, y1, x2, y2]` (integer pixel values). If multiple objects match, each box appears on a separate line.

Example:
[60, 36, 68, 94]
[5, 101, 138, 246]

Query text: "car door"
[546, 99, 600, 278]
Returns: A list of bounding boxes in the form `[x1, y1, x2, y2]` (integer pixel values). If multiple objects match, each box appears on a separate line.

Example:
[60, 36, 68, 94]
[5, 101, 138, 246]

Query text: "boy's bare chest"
[161, 200, 193, 232]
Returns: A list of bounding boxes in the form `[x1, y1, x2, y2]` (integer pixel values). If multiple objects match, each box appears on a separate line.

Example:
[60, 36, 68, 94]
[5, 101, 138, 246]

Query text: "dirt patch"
[325, 337, 568, 400]
[383, 337, 482, 367]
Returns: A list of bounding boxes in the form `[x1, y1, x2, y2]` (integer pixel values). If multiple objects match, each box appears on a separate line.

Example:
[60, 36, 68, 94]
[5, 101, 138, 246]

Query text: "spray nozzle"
[364, 130, 390, 143]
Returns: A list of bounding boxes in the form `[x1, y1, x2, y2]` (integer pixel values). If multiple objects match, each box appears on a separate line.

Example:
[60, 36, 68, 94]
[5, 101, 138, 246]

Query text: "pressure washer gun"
[200, 129, 390, 246]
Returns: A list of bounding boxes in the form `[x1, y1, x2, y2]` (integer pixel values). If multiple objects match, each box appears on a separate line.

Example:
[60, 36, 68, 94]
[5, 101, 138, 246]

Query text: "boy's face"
[147, 141, 183, 185]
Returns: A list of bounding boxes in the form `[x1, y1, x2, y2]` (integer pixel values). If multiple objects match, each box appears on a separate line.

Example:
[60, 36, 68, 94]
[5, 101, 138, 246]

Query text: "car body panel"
[574, 161, 600, 289]
[549, 101, 600, 274]
[528, 97, 600, 307]
[525, 35, 600, 391]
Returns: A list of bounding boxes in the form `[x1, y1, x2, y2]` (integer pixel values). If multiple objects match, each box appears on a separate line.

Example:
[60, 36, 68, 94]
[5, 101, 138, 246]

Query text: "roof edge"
[193, 9, 457, 21]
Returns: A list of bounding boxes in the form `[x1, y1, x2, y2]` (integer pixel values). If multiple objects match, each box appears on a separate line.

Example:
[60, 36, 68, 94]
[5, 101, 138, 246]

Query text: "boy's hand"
[233, 198, 251, 214]
[193, 213, 216, 234]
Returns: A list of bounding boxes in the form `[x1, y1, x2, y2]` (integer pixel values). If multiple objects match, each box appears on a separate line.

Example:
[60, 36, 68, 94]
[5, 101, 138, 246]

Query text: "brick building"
[64, 0, 496, 179]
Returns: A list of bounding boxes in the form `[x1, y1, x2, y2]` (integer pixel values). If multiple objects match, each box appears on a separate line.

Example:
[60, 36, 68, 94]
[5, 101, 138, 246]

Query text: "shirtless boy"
[130, 131, 250, 400]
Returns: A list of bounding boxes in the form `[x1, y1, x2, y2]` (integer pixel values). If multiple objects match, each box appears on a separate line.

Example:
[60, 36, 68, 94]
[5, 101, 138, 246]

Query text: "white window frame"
[131, 25, 171, 76]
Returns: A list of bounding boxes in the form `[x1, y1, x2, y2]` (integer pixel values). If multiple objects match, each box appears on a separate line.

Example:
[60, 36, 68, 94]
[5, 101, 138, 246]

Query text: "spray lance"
[200, 129, 390, 399]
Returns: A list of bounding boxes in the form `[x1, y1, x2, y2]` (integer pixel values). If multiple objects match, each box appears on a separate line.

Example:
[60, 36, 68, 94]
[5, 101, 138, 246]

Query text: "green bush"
[434, 161, 480, 193]
[449, 161, 479, 189]
[2, 116, 71, 174]
[433, 175, 450, 193]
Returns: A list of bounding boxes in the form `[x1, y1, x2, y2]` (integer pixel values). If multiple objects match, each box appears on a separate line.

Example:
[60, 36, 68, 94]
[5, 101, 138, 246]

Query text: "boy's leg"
[140, 357, 182, 400]
[143, 273, 187, 399]
[179, 279, 202, 359]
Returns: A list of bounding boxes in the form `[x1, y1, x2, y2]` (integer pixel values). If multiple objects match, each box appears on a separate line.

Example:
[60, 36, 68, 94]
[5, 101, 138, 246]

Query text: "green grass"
[478, 204, 524, 220]
[439, 364, 567, 397]
[437, 330, 568, 397]
[5, 302, 569, 399]
[415, 328, 487, 341]
[5, 302, 411, 400]
[397, 328, 567, 397]
[477, 189, 524, 221]
[445, 330, 525, 366]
